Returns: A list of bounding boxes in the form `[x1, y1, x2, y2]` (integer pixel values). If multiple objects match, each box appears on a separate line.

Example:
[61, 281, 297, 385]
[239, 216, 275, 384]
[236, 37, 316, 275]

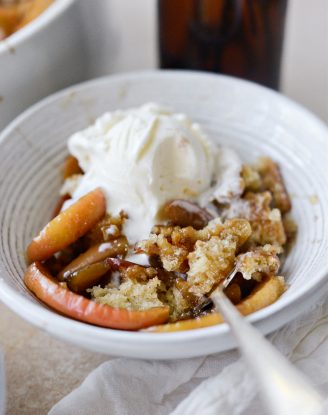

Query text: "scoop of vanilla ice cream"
[64, 103, 242, 243]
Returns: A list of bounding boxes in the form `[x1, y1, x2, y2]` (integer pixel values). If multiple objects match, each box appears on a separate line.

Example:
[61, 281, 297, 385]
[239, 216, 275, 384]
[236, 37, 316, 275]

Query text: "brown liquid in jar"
[158, 0, 288, 89]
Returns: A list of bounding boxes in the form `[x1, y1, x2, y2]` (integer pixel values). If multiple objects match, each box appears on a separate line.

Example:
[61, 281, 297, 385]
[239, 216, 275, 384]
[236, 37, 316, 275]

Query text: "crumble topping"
[90, 277, 164, 310]
[187, 235, 237, 295]
[40, 157, 293, 324]
[235, 244, 281, 281]
[222, 192, 286, 248]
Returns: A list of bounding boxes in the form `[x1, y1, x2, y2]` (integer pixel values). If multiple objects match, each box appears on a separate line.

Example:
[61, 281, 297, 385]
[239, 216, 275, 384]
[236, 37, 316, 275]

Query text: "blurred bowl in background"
[0, 0, 86, 131]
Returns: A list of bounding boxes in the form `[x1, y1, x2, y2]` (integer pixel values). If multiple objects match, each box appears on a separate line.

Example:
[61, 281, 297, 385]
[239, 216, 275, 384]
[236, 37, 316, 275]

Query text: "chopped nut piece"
[138, 234, 189, 272]
[170, 218, 224, 249]
[120, 264, 157, 282]
[84, 212, 127, 246]
[162, 199, 214, 229]
[152, 224, 176, 237]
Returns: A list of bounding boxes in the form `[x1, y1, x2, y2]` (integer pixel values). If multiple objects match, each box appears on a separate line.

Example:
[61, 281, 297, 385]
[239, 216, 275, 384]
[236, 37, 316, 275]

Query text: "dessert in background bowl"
[0, 71, 327, 359]
[24, 103, 292, 331]
[0, 0, 85, 131]
[0, 0, 53, 40]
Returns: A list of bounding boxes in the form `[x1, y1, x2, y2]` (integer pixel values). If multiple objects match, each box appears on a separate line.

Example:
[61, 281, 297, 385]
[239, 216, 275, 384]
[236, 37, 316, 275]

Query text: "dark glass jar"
[158, 0, 288, 89]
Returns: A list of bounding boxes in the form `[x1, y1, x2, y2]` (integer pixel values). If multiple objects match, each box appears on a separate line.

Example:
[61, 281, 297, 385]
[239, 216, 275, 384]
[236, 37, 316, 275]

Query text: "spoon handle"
[211, 289, 325, 415]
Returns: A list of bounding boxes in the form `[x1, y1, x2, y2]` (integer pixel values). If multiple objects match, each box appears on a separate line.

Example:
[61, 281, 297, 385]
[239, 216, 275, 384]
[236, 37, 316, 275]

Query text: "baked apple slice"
[27, 188, 106, 263]
[163, 199, 214, 229]
[24, 262, 169, 330]
[57, 237, 128, 281]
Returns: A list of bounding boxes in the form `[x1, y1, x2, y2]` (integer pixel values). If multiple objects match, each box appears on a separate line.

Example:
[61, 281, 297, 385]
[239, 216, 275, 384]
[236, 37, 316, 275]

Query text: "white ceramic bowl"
[0, 0, 86, 131]
[0, 71, 327, 360]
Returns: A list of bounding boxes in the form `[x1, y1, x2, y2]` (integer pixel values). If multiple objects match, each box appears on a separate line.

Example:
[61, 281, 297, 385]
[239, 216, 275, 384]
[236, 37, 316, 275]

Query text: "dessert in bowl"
[0, 71, 327, 359]
[24, 103, 291, 332]
[0, 0, 53, 40]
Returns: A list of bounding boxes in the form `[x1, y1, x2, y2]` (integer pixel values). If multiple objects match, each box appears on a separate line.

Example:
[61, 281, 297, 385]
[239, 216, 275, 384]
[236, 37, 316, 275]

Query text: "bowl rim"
[0, 70, 328, 346]
[0, 0, 76, 55]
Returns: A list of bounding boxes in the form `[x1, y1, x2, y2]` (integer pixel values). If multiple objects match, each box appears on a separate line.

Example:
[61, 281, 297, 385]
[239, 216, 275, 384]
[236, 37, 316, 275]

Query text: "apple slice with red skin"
[27, 188, 106, 263]
[24, 262, 170, 330]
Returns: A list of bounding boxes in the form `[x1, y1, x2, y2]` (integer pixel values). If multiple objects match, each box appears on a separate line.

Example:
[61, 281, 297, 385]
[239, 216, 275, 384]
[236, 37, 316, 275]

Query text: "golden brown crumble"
[241, 165, 262, 192]
[87, 158, 292, 322]
[242, 158, 291, 213]
[120, 264, 158, 282]
[136, 233, 189, 272]
[222, 191, 286, 248]
[256, 157, 291, 213]
[124, 157, 292, 320]
[39, 156, 292, 325]
[84, 212, 127, 246]
[137, 218, 251, 273]
[235, 244, 281, 281]
[187, 235, 237, 295]
[89, 277, 164, 310]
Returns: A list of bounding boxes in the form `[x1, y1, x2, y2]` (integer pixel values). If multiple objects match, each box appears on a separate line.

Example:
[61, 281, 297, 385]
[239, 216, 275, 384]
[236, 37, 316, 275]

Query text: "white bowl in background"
[0, 71, 327, 360]
[0, 0, 86, 131]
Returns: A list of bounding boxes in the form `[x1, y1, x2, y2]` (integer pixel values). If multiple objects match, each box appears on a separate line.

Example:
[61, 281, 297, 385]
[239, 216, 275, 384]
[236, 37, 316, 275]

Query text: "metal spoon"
[210, 271, 325, 415]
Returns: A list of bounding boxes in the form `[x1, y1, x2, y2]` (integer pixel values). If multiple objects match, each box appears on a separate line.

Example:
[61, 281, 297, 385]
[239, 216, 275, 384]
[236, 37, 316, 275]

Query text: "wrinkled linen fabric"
[49, 295, 328, 415]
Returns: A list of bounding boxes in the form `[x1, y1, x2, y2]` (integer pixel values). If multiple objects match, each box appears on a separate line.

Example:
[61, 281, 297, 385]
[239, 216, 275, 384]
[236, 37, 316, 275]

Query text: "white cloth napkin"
[49, 295, 328, 415]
